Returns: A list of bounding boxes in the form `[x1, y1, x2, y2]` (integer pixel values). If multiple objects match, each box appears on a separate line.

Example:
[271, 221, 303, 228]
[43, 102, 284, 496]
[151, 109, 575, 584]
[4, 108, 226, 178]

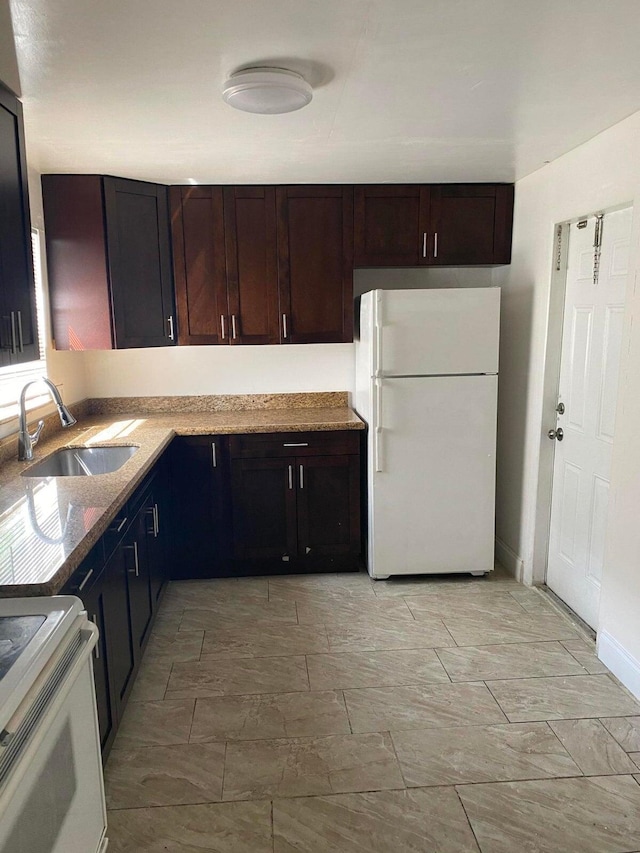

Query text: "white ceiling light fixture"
[222, 67, 313, 114]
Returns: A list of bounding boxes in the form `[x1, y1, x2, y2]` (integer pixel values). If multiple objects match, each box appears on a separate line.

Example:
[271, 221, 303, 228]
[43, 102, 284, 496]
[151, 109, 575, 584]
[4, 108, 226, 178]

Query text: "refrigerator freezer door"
[368, 374, 497, 577]
[377, 288, 500, 376]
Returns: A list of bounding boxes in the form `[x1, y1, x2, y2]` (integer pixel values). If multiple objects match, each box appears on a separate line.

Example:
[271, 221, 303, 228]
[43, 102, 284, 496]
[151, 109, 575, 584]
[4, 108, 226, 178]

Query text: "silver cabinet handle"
[16, 311, 23, 352]
[212, 442, 217, 468]
[125, 541, 139, 576]
[434, 232, 438, 258]
[282, 313, 288, 339]
[231, 314, 238, 340]
[9, 312, 17, 355]
[299, 464, 304, 489]
[153, 504, 159, 537]
[422, 232, 427, 258]
[167, 315, 175, 341]
[220, 314, 226, 340]
[111, 516, 128, 534]
[283, 442, 308, 447]
[78, 568, 94, 592]
[92, 615, 100, 659]
[288, 464, 293, 490]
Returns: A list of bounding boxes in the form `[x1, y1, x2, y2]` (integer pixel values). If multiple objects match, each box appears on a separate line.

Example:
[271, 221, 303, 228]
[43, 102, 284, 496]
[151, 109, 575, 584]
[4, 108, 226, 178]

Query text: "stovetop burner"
[0, 615, 47, 681]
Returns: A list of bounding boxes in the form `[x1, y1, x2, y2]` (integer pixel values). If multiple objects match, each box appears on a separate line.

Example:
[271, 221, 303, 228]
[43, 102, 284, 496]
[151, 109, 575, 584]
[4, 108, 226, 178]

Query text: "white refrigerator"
[355, 288, 500, 579]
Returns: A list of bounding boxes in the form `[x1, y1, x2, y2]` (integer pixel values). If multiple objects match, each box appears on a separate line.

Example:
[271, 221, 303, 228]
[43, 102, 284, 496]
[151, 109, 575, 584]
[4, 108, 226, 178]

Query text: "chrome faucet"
[18, 377, 77, 461]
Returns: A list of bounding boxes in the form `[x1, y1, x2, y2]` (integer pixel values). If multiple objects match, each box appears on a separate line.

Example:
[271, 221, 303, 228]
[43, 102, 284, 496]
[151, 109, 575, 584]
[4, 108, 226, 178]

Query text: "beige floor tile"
[392, 722, 580, 786]
[273, 788, 480, 852]
[631, 753, 640, 770]
[269, 584, 377, 607]
[114, 699, 195, 748]
[105, 743, 225, 809]
[344, 682, 507, 733]
[128, 658, 172, 702]
[548, 719, 639, 775]
[326, 617, 455, 652]
[149, 609, 184, 635]
[436, 641, 586, 682]
[163, 578, 269, 610]
[561, 638, 609, 673]
[190, 691, 351, 742]
[179, 599, 298, 631]
[107, 800, 273, 853]
[405, 591, 526, 621]
[143, 630, 204, 664]
[201, 623, 329, 660]
[600, 715, 640, 751]
[306, 649, 448, 690]
[487, 675, 640, 722]
[508, 587, 559, 613]
[442, 611, 582, 646]
[268, 573, 374, 601]
[296, 596, 413, 625]
[457, 775, 640, 853]
[223, 732, 405, 800]
[165, 656, 309, 699]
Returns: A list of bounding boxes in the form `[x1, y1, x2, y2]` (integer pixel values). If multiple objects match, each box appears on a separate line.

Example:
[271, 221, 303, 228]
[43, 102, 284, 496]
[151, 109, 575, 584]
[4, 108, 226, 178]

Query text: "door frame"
[531, 204, 633, 587]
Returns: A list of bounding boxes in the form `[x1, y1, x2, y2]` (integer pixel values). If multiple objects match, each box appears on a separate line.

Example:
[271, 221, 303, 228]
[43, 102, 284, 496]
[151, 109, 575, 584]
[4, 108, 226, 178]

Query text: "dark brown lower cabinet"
[169, 435, 230, 579]
[67, 463, 169, 760]
[229, 431, 362, 573]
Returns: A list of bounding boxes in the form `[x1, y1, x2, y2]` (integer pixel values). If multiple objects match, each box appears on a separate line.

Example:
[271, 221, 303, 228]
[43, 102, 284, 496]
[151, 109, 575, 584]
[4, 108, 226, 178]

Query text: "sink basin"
[22, 446, 138, 478]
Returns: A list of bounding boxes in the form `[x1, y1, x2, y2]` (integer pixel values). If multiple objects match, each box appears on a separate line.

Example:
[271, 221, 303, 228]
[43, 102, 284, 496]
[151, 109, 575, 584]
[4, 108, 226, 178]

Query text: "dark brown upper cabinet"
[170, 186, 228, 345]
[354, 183, 514, 267]
[42, 174, 176, 350]
[171, 185, 279, 346]
[276, 185, 354, 344]
[0, 83, 39, 366]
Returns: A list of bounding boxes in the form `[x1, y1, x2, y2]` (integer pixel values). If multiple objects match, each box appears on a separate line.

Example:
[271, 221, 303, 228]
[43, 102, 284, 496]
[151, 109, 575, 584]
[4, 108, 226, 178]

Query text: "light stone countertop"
[0, 400, 364, 598]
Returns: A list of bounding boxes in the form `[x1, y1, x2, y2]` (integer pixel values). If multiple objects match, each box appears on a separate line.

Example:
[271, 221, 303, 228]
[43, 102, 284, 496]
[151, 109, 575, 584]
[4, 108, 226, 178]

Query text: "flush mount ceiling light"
[222, 67, 313, 114]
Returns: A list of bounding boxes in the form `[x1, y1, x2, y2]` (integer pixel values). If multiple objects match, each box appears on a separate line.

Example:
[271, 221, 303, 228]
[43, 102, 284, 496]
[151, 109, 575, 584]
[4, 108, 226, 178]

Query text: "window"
[0, 228, 48, 421]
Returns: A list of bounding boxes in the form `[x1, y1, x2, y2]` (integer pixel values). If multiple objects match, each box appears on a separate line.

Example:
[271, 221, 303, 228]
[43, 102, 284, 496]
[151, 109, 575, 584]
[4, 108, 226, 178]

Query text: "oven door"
[0, 622, 107, 853]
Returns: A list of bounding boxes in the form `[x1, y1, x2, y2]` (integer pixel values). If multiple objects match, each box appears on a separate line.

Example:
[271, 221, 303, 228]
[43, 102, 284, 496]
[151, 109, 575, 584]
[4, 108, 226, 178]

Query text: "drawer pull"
[111, 516, 128, 534]
[77, 568, 94, 592]
[283, 442, 309, 447]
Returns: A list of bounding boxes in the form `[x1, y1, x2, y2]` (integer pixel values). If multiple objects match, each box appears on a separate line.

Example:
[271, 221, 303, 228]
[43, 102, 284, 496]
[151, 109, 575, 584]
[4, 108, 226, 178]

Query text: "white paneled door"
[547, 207, 631, 628]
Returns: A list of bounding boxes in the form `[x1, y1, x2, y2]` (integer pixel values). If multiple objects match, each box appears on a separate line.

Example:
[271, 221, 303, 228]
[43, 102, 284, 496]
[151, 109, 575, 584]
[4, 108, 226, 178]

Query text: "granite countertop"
[0, 394, 364, 598]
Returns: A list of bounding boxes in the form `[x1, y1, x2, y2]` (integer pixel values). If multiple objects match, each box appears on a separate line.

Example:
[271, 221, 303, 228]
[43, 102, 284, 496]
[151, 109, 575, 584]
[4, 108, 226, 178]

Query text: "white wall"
[493, 110, 640, 694]
[82, 344, 354, 397]
[354, 267, 492, 297]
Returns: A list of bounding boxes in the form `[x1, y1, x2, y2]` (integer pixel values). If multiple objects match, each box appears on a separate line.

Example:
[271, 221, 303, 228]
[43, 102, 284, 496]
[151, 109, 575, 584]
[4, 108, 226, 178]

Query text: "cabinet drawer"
[229, 430, 360, 459]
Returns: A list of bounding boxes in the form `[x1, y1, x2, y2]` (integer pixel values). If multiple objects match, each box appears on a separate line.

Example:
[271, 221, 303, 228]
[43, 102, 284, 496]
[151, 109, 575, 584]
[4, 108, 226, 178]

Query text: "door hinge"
[555, 224, 563, 271]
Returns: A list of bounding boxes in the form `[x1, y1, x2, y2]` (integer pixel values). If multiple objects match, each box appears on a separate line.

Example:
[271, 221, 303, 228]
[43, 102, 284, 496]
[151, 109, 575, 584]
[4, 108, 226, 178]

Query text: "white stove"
[0, 596, 107, 853]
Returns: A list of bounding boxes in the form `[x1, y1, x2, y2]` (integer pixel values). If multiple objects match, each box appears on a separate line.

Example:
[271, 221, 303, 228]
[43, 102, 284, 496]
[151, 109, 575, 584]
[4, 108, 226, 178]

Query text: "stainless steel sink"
[22, 446, 138, 478]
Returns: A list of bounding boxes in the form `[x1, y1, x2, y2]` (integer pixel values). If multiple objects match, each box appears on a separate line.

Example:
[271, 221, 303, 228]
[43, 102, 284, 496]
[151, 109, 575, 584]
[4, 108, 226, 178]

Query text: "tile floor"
[105, 567, 640, 852]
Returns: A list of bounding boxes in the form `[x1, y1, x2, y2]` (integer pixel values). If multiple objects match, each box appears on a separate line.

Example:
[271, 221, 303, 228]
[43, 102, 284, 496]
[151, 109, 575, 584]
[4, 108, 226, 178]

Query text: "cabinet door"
[125, 509, 153, 655]
[277, 186, 353, 343]
[102, 542, 135, 722]
[231, 456, 298, 561]
[428, 184, 514, 265]
[104, 177, 176, 348]
[296, 455, 360, 558]
[354, 185, 430, 267]
[169, 436, 230, 578]
[144, 463, 170, 604]
[224, 186, 279, 345]
[0, 84, 38, 365]
[80, 574, 115, 755]
[170, 186, 229, 345]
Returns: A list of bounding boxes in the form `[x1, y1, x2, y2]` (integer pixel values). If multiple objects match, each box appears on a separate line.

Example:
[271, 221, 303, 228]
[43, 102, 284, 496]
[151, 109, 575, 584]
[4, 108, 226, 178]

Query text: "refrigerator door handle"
[374, 378, 383, 472]
[374, 292, 383, 377]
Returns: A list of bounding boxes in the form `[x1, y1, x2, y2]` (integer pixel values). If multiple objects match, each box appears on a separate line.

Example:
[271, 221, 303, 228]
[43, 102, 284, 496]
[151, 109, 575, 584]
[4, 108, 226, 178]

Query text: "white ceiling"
[9, 0, 640, 184]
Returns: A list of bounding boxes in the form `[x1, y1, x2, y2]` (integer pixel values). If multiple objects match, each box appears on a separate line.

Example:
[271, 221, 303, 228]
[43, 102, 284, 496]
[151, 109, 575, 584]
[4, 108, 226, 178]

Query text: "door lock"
[556, 402, 565, 415]
[548, 428, 564, 441]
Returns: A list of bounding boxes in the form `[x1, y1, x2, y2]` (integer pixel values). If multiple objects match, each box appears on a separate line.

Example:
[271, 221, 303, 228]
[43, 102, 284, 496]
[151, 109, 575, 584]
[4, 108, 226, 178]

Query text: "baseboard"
[495, 537, 524, 581]
[597, 630, 640, 701]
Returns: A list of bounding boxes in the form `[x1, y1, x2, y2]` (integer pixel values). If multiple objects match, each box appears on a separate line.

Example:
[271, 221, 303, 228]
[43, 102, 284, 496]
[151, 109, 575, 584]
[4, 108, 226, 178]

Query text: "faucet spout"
[18, 377, 77, 461]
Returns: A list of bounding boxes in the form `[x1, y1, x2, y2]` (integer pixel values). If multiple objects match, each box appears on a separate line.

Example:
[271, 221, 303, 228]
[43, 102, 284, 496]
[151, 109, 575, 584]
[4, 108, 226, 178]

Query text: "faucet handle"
[31, 419, 45, 447]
